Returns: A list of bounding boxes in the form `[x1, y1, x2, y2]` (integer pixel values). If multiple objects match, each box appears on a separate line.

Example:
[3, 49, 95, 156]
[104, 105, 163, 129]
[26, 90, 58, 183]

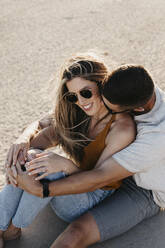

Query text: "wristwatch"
[40, 179, 50, 198]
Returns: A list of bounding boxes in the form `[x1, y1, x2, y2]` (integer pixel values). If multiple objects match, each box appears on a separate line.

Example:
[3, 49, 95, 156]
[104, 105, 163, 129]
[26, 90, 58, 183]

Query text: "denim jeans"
[0, 172, 113, 230]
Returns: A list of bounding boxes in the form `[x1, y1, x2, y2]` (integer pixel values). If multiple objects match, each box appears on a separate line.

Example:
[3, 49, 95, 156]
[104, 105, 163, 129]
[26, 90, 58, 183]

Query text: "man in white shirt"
[48, 65, 164, 247]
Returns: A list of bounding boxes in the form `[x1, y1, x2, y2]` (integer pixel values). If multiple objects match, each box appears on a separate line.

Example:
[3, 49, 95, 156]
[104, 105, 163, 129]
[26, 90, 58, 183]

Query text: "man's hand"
[16, 162, 42, 197]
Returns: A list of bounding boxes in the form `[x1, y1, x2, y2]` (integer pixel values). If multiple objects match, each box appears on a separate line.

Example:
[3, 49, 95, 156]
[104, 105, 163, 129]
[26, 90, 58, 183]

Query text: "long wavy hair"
[52, 53, 109, 163]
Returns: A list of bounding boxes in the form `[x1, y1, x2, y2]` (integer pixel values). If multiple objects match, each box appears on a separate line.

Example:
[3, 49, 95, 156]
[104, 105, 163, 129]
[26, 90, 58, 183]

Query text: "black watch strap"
[40, 179, 50, 198]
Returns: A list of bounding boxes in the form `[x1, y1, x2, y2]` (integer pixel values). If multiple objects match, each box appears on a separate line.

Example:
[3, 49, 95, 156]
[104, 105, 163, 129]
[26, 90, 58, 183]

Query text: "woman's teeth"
[83, 103, 92, 110]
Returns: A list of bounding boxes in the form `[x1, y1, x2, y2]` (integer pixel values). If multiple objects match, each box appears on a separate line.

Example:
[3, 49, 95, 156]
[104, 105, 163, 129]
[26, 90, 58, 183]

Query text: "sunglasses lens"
[65, 89, 92, 103]
[80, 89, 92, 99]
[66, 94, 78, 103]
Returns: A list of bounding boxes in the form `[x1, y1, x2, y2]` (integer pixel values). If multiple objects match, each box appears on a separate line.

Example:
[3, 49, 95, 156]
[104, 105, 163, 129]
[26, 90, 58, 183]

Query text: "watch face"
[21, 165, 26, 171]
[40, 179, 50, 197]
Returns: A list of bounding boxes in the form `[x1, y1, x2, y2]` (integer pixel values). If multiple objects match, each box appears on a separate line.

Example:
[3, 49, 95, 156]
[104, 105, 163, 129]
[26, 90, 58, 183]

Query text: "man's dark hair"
[102, 65, 154, 108]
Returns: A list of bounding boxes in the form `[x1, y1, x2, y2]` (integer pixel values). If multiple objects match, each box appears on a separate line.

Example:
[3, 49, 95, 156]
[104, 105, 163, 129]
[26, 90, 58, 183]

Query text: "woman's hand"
[5, 137, 30, 170]
[6, 149, 28, 186]
[25, 151, 70, 180]
[6, 165, 18, 186]
[6, 149, 43, 186]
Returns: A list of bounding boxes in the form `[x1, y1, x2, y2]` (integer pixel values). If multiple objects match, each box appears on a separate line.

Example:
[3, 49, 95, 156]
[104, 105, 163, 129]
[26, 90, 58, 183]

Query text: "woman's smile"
[81, 103, 93, 111]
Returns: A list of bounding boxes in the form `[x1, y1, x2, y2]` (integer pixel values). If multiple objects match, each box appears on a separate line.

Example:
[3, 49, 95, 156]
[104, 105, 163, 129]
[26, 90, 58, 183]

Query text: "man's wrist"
[40, 179, 50, 197]
[63, 159, 79, 175]
[33, 182, 43, 197]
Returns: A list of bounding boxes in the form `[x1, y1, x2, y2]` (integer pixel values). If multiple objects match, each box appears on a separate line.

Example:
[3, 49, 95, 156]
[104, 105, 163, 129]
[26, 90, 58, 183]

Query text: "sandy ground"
[1, 0, 165, 190]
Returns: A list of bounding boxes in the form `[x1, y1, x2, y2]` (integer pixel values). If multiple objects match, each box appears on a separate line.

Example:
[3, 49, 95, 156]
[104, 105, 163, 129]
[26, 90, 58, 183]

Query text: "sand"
[1, 0, 165, 189]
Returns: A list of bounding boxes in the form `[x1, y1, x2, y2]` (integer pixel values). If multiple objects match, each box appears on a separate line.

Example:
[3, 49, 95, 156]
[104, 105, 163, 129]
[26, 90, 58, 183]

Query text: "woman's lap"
[88, 177, 160, 242]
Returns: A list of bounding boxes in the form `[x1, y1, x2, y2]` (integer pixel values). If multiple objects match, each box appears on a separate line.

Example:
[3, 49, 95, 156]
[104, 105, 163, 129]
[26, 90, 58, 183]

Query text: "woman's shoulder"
[105, 113, 136, 147]
[109, 113, 136, 138]
[114, 113, 135, 128]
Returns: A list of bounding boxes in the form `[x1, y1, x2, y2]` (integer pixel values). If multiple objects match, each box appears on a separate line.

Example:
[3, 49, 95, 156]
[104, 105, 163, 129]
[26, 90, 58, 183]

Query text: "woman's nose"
[77, 95, 87, 105]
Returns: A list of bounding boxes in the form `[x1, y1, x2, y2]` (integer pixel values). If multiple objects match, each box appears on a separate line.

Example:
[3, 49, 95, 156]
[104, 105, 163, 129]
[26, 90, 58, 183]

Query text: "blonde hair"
[52, 53, 109, 163]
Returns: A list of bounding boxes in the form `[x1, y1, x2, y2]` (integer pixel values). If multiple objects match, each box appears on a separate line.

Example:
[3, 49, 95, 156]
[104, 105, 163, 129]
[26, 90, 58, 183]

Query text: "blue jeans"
[0, 172, 113, 231]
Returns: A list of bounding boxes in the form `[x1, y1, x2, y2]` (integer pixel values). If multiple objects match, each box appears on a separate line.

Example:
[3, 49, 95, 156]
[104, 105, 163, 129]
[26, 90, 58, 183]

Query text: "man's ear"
[133, 107, 145, 112]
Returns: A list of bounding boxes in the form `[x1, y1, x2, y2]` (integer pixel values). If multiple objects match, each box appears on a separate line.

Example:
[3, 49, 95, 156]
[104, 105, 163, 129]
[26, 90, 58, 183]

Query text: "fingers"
[35, 152, 48, 158]
[29, 156, 46, 165]
[26, 160, 45, 172]
[35, 172, 49, 181]
[28, 167, 47, 176]
[18, 150, 26, 165]
[7, 167, 17, 186]
[13, 146, 20, 166]
[5, 146, 14, 168]
[16, 161, 23, 174]
[8, 175, 17, 187]
[23, 146, 28, 161]
[11, 165, 17, 178]
[26, 155, 47, 170]
[5, 140, 30, 169]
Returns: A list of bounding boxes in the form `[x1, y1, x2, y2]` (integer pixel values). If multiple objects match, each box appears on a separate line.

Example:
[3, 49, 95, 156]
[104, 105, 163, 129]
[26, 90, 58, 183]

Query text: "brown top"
[78, 114, 122, 190]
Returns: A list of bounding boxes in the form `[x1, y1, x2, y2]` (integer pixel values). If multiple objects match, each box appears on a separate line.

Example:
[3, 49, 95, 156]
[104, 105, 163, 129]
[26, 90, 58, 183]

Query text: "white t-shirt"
[112, 85, 165, 208]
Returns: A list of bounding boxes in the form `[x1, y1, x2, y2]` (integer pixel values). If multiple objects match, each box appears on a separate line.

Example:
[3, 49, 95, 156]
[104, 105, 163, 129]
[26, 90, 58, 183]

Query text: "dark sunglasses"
[65, 89, 93, 103]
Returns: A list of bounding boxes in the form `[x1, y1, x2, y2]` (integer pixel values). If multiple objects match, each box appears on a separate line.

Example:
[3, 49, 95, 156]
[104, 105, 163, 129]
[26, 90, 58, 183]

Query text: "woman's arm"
[30, 125, 58, 150]
[5, 113, 54, 167]
[5, 113, 57, 186]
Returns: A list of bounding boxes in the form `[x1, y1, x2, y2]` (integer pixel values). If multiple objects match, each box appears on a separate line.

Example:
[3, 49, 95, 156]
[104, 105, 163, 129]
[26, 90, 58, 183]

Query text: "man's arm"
[16, 156, 132, 197]
[48, 158, 133, 196]
[22, 157, 132, 197]
[23, 115, 135, 197]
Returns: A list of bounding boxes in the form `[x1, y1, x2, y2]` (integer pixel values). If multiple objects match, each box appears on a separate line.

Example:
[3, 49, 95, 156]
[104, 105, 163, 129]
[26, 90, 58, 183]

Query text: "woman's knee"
[51, 200, 75, 223]
[27, 149, 43, 161]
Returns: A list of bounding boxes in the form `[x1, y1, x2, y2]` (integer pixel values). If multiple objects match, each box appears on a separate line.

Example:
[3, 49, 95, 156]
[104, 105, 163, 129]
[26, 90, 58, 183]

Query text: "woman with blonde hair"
[0, 53, 135, 247]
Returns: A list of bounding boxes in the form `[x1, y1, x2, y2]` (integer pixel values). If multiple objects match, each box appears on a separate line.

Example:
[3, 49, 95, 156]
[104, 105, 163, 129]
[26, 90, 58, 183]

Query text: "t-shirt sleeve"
[112, 131, 164, 173]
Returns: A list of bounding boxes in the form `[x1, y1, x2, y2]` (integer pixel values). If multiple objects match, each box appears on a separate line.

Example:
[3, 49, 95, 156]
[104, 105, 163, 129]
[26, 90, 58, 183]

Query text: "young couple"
[1, 53, 164, 248]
